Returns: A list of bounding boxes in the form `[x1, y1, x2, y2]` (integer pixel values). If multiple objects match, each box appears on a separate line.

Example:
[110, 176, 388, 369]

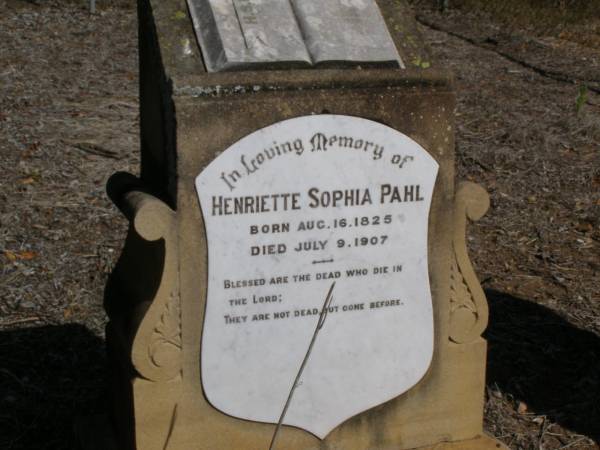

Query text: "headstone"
[93, 0, 509, 449]
[197, 115, 438, 438]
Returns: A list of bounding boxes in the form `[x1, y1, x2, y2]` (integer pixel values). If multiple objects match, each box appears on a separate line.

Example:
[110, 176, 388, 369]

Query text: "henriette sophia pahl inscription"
[90, 0, 510, 449]
[197, 116, 438, 438]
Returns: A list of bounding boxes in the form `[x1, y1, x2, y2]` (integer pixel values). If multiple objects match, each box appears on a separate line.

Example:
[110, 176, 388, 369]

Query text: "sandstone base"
[415, 435, 509, 449]
[76, 415, 509, 450]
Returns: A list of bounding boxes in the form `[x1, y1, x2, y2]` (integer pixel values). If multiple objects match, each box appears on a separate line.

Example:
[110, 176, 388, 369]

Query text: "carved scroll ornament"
[449, 182, 490, 344]
[107, 172, 182, 382]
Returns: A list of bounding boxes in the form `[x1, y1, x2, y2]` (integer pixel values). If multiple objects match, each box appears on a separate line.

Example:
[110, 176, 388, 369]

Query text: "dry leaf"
[19, 251, 37, 260]
[4, 250, 37, 260]
[576, 221, 593, 233]
[4, 250, 17, 261]
[517, 401, 528, 414]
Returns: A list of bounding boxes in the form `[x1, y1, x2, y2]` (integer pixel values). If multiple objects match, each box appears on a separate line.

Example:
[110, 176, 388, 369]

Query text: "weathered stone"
[187, 0, 402, 71]
[290, 0, 403, 68]
[188, 0, 311, 71]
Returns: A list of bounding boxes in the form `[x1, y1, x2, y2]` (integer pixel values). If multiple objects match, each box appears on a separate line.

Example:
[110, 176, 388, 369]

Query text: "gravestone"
[95, 0, 509, 449]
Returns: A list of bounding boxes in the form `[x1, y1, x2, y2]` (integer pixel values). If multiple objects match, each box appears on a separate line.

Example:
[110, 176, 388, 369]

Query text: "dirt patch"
[418, 0, 600, 49]
[413, 2, 600, 448]
[1, 1, 138, 448]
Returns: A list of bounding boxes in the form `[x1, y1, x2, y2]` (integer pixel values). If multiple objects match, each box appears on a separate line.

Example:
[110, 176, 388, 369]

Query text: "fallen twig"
[269, 282, 336, 450]
[0, 316, 41, 326]
[68, 142, 121, 159]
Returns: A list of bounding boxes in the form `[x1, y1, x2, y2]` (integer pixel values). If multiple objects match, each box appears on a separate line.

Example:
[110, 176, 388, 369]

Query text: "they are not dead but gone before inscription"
[187, 0, 404, 71]
[196, 115, 439, 438]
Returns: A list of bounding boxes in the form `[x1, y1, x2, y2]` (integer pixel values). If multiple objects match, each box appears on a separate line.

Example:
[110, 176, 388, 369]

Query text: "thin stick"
[71, 142, 120, 159]
[268, 282, 336, 450]
[0, 316, 41, 326]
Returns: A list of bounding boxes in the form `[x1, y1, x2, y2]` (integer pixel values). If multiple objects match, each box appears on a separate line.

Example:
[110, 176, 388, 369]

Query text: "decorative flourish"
[106, 172, 182, 382]
[129, 191, 181, 382]
[449, 182, 490, 344]
[150, 289, 182, 371]
[105, 173, 183, 449]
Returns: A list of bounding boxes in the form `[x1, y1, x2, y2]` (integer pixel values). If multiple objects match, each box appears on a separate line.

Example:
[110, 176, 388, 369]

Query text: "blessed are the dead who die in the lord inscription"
[195, 115, 438, 438]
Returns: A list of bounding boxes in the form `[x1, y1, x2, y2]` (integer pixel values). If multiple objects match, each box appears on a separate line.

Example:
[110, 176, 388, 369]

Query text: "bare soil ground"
[1, 0, 598, 449]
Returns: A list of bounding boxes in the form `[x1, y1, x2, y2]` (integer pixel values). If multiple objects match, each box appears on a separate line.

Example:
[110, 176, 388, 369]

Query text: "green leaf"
[576, 85, 588, 115]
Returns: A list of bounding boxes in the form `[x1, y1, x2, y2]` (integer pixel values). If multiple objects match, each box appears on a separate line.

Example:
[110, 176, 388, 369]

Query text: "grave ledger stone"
[96, 0, 509, 449]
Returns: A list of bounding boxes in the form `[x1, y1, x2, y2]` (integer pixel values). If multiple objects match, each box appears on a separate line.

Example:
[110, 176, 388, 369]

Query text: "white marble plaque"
[196, 115, 438, 438]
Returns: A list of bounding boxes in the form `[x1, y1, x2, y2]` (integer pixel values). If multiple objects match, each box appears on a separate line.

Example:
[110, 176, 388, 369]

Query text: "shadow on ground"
[0, 324, 106, 450]
[485, 290, 600, 443]
[1, 297, 598, 448]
